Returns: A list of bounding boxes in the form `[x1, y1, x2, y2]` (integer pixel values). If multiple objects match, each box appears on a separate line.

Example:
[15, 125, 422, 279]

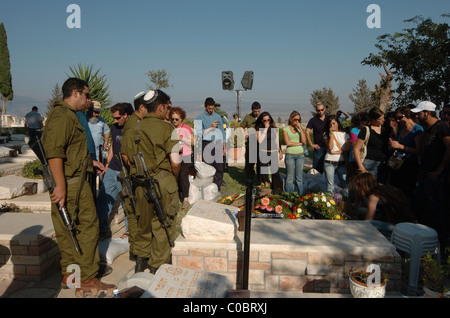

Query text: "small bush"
[22, 159, 43, 179]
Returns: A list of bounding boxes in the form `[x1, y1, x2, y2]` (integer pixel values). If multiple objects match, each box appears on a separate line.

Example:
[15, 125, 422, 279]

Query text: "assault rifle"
[98, 145, 104, 183]
[133, 152, 174, 247]
[115, 152, 137, 219]
[28, 136, 82, 254]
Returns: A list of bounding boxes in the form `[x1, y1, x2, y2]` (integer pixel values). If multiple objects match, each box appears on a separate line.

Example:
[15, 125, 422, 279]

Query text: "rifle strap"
[134, 119, 142, 153]
[72, 157, 89, 223]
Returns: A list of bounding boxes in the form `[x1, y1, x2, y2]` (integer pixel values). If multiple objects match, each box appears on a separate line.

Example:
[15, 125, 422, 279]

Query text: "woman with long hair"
[323, 115, 350, 195]
[388, 105, 424, 198]
[348, 172, 416, 238]
[347, 111, 368, 179]
[282, 111, 307, 194]
[348, 172, 416, 224]
[169, 107, 194, 209]
[255, 111, 283, 194]
[353, 107, 391, 183]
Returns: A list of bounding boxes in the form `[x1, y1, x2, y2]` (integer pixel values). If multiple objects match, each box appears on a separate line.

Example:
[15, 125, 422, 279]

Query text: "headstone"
[127, 272, 155, 291]
[0, 146, 12, 158]
[142, 264, 232, 298]
[0, 175, 46, 199]
[10, 134, 25, 141]
[181, 200, 239, 241]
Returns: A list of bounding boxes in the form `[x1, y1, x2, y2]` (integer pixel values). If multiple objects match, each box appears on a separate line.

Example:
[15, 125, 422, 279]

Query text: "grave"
[174, 201, 402, 295]
[0, 212, 60, 281]
[141, 264, 232, 298]
[0, 175, 46, 200]
[181, 200, 239, 241]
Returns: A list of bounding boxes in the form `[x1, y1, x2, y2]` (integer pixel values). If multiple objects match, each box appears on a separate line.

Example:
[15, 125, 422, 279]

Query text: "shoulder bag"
[360, 126, 370, 162]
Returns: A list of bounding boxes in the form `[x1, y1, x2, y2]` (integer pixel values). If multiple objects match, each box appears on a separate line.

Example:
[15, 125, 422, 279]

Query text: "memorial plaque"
[181, 200, 239, 241]
[142, 264, 232, 298]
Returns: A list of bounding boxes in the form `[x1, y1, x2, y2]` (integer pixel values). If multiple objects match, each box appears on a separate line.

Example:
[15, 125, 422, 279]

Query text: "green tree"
[146, 69, 172, 90]
[310, 87, 340, 115]
[46, 83, 63, 117]
[67, 64, 113, 125]
[0, 23, 13, 117]
[349, 79, 377, 114]
[362, 15, 450, 108]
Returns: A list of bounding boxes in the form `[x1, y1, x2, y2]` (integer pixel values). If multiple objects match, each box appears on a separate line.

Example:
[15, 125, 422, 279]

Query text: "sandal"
[120, 232, 130, 239]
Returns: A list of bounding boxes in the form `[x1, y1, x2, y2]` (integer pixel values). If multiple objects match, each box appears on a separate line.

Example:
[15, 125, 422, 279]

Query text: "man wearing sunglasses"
[306, 102, 328, 174]
[42, 77, 115, 297]
[97, 103, 132, 241]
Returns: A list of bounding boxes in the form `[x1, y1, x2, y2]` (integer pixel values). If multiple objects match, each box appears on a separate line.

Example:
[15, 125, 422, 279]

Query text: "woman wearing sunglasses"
[169, 107, 194, 209]
[255, 112, 283, 194]
[388, 105, 424, 199]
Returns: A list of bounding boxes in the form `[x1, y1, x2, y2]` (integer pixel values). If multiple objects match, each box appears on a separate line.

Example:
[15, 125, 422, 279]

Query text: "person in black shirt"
[412, 101, 450, 253]
[255, 112, 283, 194]
[306, 103, 328, 174]
[353, 107, 391, 183]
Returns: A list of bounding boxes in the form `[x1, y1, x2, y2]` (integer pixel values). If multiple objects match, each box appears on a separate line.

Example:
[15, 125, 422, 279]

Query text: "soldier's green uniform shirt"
[240, 113, 257, 130]
[120, 112, 141, 257]
[122, 113, 180, 268]
[43, 101, 100, 281]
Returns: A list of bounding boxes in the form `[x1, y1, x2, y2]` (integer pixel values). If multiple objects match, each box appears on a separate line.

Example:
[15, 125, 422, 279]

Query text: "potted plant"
[421, 248, 450, 298]
[349, 266, 389, 298]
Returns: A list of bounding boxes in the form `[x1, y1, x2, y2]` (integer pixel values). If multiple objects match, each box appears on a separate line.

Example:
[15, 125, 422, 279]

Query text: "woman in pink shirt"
[170, 107, 194, 209]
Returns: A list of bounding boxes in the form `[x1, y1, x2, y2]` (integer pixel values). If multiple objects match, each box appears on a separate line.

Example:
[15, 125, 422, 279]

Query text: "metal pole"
[242, 179, 253, 290]
[236, 89, 242, 121]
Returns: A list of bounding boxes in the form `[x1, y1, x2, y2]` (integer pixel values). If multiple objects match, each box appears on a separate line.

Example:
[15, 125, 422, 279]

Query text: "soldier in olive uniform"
[43, 77, 115, 296]
[119, 93, 149, 262]
[240, 102, 262, 181]
[122, 89, 180, 273]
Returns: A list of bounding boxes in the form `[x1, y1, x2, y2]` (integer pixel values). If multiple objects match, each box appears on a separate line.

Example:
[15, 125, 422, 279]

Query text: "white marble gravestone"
[142, 264, 232, 298]
[181, 200, 239, 241]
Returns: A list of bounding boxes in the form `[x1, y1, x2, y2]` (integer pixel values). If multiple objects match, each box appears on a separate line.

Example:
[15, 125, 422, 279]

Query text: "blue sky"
[1, 0, 449, 121]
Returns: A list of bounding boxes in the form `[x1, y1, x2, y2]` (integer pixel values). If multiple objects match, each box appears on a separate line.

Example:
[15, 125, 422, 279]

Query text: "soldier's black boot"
[135, 257, 149, 273]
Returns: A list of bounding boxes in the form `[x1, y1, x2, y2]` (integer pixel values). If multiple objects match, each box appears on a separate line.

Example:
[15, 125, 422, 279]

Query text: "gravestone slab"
[181, 200, 239, 241]
[0, 175, 46, 199]
[142, 264, 232, 298]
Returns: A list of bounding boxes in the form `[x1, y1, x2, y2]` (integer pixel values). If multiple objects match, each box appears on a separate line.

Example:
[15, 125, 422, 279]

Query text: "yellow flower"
[330, 199, 336, 205]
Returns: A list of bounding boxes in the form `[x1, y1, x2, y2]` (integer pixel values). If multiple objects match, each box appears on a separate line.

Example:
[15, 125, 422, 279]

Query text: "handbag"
[360, 126, 370, 162]
[386, 151, 406, 170]
[330, 132, 350, 169]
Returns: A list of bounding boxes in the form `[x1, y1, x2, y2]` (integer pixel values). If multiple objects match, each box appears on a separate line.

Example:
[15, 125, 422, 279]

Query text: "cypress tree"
[0, 23, 13, 117]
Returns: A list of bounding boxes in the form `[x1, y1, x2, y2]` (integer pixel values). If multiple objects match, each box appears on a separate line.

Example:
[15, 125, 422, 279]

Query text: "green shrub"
[22, 159, 43, 179]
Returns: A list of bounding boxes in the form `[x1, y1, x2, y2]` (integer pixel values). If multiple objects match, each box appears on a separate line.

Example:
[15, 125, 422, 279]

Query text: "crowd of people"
[37, 76, 449, 296]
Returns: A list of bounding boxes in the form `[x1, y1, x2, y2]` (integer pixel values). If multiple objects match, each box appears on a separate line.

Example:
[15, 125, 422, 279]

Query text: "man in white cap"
[87, 101, 110, 162]
[412, 101, 450, 254]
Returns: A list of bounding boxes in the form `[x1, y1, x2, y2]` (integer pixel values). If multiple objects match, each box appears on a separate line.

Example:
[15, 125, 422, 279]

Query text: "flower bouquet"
[253, 195, 292, 219]
[219, 193, 242, 205]
[292, 192, 347, 220]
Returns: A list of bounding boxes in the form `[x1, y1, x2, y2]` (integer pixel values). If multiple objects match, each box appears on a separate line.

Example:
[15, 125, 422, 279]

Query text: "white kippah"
[143, 90, 158, 103]
[134, 91, 145, 100]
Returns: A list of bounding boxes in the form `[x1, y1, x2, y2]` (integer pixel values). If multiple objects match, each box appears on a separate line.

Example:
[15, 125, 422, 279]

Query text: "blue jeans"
[313, 147, 327, 174]
[96, 168, 123, 233]
[323, 162, 348, 195]
[363, 159, 388, 183]
[284, 154, 305, 195]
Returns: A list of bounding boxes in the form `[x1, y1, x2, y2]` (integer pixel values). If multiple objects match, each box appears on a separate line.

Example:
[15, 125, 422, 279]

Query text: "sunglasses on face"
[396, 115, 405, 121]
[113, 116, 122, 120]
[78, 90, 91, 99]
[171, 118, 180, 122]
